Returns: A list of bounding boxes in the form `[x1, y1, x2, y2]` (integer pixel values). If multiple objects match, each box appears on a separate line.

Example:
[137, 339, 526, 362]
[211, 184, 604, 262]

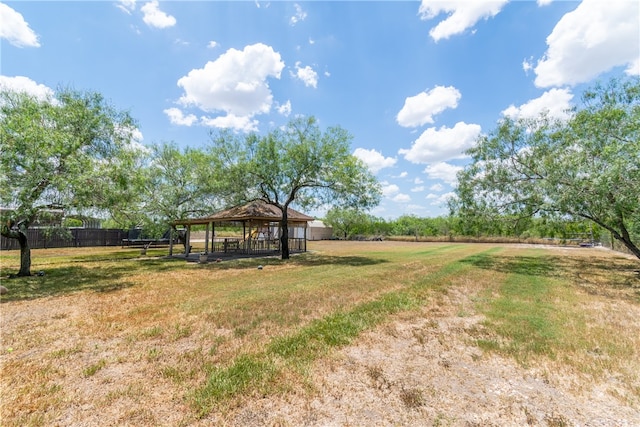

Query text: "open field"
[1, 241, 639, 426]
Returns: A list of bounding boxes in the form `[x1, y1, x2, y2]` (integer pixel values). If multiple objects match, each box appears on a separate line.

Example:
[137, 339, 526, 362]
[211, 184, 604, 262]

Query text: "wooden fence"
[0, 228, 128, 251]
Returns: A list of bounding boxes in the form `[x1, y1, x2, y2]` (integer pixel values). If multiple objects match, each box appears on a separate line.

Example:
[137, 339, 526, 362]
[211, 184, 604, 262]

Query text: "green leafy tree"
[0, 88, 142, 276]
[133, 142, 220, 240]
[453, 77, 640, 259]
[209, 116, 381, 259]
[324, 207, 376, 240]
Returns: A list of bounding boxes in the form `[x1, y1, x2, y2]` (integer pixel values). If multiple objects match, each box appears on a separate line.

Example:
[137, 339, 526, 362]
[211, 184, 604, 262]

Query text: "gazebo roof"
[174, 200, 314, 226]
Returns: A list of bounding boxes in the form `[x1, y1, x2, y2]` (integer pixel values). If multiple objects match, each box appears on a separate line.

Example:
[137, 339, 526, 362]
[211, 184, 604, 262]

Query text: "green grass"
[189, 247, 499, 416]
[471, 254, 563, 361]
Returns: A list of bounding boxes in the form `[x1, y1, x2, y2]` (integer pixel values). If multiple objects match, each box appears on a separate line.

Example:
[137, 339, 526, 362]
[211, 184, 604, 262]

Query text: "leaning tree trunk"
[280, 210, 290, 260]
[1, 224, 32, 276]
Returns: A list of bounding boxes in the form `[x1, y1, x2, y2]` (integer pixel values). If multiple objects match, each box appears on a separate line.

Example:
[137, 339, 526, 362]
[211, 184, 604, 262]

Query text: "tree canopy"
[452, 77, 640, 259]
[128, 142, 221, 238]
[209, 116, 381, 258]
[0, 88, 143, 275]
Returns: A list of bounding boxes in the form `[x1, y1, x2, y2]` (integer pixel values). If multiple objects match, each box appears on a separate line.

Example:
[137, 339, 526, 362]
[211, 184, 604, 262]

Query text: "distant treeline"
[323, 209, 635, 250]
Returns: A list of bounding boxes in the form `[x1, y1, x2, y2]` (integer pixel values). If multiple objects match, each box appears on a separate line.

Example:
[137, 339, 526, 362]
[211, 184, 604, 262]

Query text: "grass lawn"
[1, 241, 639, 426]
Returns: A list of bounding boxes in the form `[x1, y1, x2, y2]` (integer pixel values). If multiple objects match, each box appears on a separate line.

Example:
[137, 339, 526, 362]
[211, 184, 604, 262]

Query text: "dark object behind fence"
[0, 228, 128, 251]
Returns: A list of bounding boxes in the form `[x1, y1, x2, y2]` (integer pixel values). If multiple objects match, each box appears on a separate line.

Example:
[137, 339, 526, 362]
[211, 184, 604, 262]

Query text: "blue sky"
[1, 0, 639, 219]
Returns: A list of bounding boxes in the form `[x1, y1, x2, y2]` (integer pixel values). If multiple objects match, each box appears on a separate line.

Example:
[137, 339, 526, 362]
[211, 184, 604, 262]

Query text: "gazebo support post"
[169, 228, 174, 256]
[205, 222, 210, 254]
[185, 226, 191, 256]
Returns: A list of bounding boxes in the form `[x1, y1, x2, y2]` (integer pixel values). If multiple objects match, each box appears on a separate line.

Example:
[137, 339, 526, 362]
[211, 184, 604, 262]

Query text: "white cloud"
[353, 148, 397, 174]
[164, 107, 197, 126]
[537, 0, 553, 6]
[414, 177, 424, 184]
[399, 121, 481, 164]
[502, 88, 574, 121]
[0, 3, 40, 47]
[429, 183, 443, 192]
[534, 0, 640, 87]
[116, 0, 136, 14]
[276, 100, 291, 117]
[396, 85, 461, 127]
[418, 0, 509, 42]
[176, 43, 284, 131]
[207, 41, 218, 49]
[290, 3, 307, 25]
[396, 172, 408, 178]
[141, 0, 176, 29]
[411, 186, 425, 192]
[292, 62, 318, 88]
[0, 76, 53, 100]
[382, 183, 400, 197]
[427, 191, 456, 206]
[392, 193, 411, 203]
[200, 114, 259, 133]
[424, 162, 462, 186]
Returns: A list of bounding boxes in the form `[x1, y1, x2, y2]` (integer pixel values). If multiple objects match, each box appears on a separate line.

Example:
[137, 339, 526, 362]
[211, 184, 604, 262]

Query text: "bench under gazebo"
[170, 200, 314, 259]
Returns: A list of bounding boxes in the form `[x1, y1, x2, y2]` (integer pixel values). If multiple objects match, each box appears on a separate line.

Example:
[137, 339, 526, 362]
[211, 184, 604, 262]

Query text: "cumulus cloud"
[141, 0, 176, 29]
[207, 40, 218, 49]
[381, 183, 400, 197]
[0, 3, 40, 47]
[411, 186, 425, 192]
[0, 75, 53, 100]
[292, 62, 318, 88]
[176, 43, 284, 131]
[399, 121, 481, 164]
[534, 0, 640, 87]
[424, 162, 462, 186]
[290, 3, 307, 25]
[380, 182, 410, 203]
[396, 85, 461, 128]
[393, 193, 411, 203]
[164, 107, 197, 126]
[429, 183, 443, 192]
[276, 100, 291, 117]
[418, 0, 509, 42]
[353, 148, 397, 174]
[200, 114, 259, 133]
[426, 191, 456, 206]
[502, 88, 574, 121]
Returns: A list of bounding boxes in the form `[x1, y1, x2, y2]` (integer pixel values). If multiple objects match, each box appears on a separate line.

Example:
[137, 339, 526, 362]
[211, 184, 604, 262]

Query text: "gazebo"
[170, 200, 314, 258]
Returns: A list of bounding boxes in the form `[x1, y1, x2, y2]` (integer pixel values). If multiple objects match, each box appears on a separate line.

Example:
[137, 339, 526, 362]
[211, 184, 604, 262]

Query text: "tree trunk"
[18, 230, 31, 276]
[280, 210, 290, 260]
[617, 235, 640, 260]
[1, 224, 32, 276]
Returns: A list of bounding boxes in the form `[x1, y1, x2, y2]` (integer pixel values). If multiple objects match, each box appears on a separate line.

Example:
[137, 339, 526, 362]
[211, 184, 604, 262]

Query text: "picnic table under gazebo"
[170, 200, 314, 260]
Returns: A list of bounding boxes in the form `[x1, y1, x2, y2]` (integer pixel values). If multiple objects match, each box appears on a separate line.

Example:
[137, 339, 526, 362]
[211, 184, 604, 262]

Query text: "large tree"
[0, 88, 142, 275]
[452, 77, 640, 259]
[209, 116, 381, 259]
[132, 142, 220, 238]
